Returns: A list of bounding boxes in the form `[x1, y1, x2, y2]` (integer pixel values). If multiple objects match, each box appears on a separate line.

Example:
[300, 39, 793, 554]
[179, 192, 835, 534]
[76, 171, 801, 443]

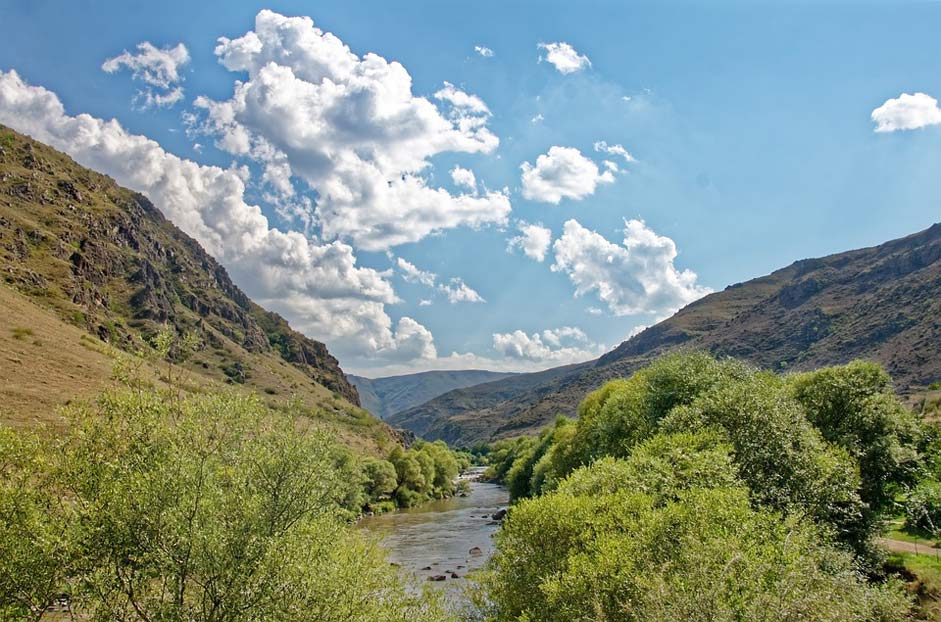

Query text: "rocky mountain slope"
[349, 369, 517, 419]
[389, 223, 941, 446]
[0, 126, 401, 452]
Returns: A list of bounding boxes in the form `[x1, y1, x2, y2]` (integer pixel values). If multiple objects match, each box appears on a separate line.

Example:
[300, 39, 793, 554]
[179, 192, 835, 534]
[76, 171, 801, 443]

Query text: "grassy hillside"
[349, 369, 517, 419]
[0, 125, 400, 455]
[391, 223, 941, 446]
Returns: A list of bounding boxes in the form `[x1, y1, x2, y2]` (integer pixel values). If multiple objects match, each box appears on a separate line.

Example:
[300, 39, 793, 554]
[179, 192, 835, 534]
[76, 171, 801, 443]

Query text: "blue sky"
[1, 1, 940, 376]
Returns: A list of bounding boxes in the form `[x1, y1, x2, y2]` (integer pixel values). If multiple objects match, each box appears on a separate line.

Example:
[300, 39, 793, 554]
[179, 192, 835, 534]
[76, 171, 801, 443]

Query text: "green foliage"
[0, 428, 77, 622]
[929, 381, 941, 391]
[387, 441, 463, 508]
[905, 478, 941, 536]
[569, 352, 749, 466]
[361, 457, 398, 504]
[497, 353, 924, 560]
[662, 372, 869, 552]
[0, 388, 448, 622]
[484, 437, 534, 484]
[479, 453, 910, 622]
[557, 432, 740, 504]
[790, 361, 922, 514]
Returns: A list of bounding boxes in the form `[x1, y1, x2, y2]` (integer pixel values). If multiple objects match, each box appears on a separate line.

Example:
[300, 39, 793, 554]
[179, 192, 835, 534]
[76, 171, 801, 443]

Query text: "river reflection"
[358, 468, 509, 587]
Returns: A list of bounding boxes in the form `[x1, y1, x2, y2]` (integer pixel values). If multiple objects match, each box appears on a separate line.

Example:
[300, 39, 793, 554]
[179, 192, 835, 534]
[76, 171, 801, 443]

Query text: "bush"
[663, 372, 869, 552]
[479, 449, 910, 622]
[790, 361, 922, 514]
[905, 478, 941, 536]
[0, 388, 448, 622]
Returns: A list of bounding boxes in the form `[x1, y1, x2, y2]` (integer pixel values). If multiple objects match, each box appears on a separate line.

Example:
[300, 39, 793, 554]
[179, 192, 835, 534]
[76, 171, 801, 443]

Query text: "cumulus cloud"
[871, 92, 941, 132]
[492, 326, 603, 365]
[531, 113, 544, 124]
[520, 145, 615, 204]
[0, 69, 436, 366]
[393, 256, 484, 304]
[474, 45, 494, 58]
[507, 221, 552, 262]
[191, 10, 510, 251]
[396, 257, 437, 287]
[538, 42, 591, 74]
[102, 41, 190, 109]
[551, 218, 711, 315]
[439, 278, 485, 304]
[450, 165, 477, 191]
[594, 140, 636, 163]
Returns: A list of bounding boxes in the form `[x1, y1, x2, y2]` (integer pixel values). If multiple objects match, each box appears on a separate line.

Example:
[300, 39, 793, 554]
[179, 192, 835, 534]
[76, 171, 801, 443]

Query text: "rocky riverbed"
[358, 468, 509, 588]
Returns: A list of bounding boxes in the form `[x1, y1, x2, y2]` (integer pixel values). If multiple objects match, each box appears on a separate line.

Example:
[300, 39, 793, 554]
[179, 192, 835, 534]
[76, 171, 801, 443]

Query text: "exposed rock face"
[0, 124, 359, 406]
[390, 223, 941, 446]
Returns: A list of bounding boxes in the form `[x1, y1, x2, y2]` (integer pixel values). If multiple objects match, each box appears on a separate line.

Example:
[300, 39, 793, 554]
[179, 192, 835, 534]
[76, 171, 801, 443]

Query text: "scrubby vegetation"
[479, 352, 929, 621]
[0, 330, 471, 621]
[0, 386, 450, 622]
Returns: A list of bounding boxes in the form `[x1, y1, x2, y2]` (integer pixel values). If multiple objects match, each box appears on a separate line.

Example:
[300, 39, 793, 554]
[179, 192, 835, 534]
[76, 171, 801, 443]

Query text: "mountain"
[0, 125, 399, 453]
[348, 369, 518, 419]
[389, 223, 941, 446]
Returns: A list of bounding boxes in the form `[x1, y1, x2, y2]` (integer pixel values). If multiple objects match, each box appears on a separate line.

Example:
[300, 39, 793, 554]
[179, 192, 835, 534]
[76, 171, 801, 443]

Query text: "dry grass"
[0, 285, 395, 455]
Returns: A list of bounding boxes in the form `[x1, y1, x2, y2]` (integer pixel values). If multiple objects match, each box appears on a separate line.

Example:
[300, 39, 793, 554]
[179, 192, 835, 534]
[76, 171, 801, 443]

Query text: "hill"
[389, 222, 941, 446]
[348, 369, 517, 419]
[0, 125, 399, 454]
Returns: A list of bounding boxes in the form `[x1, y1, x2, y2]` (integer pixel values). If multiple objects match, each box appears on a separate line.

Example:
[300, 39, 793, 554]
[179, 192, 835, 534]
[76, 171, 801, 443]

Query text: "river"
[358, 468, 509, 592]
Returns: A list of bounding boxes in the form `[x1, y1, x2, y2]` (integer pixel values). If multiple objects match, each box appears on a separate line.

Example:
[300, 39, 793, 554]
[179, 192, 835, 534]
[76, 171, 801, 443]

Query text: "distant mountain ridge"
[0, 125, 404, 451]
[349, 369, 517, 419]
[389, 223, 941, 446]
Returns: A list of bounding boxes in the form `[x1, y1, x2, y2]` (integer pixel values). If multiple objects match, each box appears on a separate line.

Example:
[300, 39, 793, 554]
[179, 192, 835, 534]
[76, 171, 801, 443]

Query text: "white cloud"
[538, 42, 591, 74]
[551, 218, 711, 315]
[508, 221, 552, 262]
[439, 278, 485, 304]
[191, 10, 510, 251]
[586, 306, 604, 315]
[531, 113, 544, 124]
[394, 256, 483, 304]
[594, 140, 636, 163]
[520, 145, 615, 204]
[102, 42, 190, 109]
[396, 257, 437, 287]
[450, 165, 477, 191]
[474, 45, 494, 58]
[871, 92, 941, 132]
[418, 299, 433, 307]
[492, 326, 603, 364]
[0, 69, 437, 367]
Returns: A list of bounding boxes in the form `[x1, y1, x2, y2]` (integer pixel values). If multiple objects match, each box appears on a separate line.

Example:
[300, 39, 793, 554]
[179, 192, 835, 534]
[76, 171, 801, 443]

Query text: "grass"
[10, 326, 33, 340]
[887, 552, 941, 620]
[885, 517, 940, 547]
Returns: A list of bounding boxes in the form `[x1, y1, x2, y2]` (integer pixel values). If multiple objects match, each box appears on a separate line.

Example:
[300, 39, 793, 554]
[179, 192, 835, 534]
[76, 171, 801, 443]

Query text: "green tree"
[0, 428, 76, 622]
[479, 444, 910, 622]
[790, 361, 922, 514]
[389, 447, 426, 507]
[0, 388, 449, 622]
[361, 457, 398, 503]
[662, 372, 868, 553]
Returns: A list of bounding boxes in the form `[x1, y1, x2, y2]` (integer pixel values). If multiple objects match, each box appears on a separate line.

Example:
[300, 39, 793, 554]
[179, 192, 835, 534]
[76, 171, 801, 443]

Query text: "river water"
[358, 468, 509, 590]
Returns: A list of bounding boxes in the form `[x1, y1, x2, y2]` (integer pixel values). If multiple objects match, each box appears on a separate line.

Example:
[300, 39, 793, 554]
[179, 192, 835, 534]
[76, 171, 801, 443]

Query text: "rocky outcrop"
[0, 124, 359, 406]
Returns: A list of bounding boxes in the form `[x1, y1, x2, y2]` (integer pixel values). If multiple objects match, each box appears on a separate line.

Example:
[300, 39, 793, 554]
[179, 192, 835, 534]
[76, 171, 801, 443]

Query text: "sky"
[1, 1, 940, 377]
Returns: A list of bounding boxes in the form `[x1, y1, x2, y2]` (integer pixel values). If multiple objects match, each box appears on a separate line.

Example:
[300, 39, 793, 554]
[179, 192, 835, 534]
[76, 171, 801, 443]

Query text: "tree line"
[478, 352, 935, 621]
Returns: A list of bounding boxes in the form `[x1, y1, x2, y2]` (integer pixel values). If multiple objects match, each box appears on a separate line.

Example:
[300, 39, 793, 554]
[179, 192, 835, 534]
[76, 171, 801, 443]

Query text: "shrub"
[790, 361, 922, 514]
[479, 452, 910, 622]
[0, 389, 448, 622]
[905, 478, 941, 536]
